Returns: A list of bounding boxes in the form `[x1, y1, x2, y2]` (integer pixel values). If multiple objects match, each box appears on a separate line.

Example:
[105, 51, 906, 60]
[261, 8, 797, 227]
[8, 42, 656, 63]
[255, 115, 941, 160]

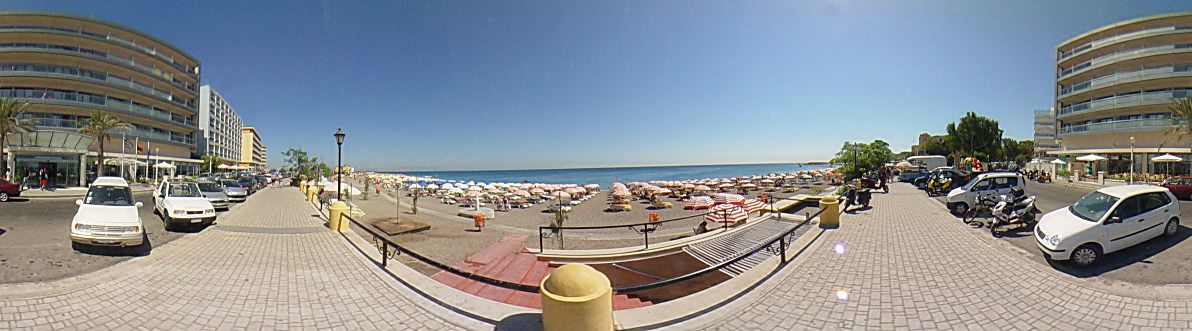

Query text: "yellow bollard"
[540, 264, 613, 331]
[819, 195, 840, 229]
[306, 185, 318, 202]
[299, 180, 307, 192]
[328, 201, 349, 233]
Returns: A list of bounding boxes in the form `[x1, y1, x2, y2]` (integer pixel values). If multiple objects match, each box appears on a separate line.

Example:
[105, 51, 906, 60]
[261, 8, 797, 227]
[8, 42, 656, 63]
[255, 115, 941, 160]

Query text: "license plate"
[191, 219, 203, 223]
[94, 240, 117, 244]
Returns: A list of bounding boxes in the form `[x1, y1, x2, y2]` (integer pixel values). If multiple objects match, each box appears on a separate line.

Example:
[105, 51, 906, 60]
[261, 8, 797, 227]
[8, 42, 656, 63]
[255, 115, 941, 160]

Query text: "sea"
[390, 163, 830, 187]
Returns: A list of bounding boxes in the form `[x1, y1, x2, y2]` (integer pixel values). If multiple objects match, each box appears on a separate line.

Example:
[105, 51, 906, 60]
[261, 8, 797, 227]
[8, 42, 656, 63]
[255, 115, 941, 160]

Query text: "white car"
[70, 177, 145, 249]
[154, 180, 217, 231]
[946, 172, 1024, 215]
[1036, 185, 1181, 267]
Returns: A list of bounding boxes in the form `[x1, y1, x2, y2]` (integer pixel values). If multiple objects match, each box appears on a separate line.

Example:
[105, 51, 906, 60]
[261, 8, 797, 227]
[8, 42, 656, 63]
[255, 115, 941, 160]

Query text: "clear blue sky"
[10, 1, 1191, 170]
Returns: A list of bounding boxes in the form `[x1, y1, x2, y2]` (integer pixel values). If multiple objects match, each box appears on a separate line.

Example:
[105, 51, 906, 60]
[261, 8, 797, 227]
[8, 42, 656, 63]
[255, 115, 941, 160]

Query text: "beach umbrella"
[1153, 154, 1183, 177]
[683, 183, 696, 190]
[408, 183, 422, 190]
[551, 191, 571, 200]
[441, 183, 455, 190]
[759, 179, 775, 185]
[714, 193, 746, 205]
[468, 186, 482, 192]
[717, 183, 735, 189]
[464, 190, 481, 198]
[684, 196, 715, 210]
[514, 190, 531, 197]
[694, 185, 711, 192]
[740, 183, 758, 189]
[583, 184, 600, 191]
[1076, 154, 1106, 162]
[705, 203, 748, 224]
[896, 161, 914, 168]
[652, 187, 672, 194]
[529, 188, 546, 195]
[1050, 159, 1067, 165]
[742, 199, 765, 213]
[426, 183, 439, 190]
[448, 188, 464, 195]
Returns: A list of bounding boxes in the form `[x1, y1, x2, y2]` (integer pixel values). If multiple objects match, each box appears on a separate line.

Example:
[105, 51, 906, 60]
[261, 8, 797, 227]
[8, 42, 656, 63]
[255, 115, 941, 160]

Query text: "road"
[0, 192, 220, 283]
[931, 180, 1192, 284]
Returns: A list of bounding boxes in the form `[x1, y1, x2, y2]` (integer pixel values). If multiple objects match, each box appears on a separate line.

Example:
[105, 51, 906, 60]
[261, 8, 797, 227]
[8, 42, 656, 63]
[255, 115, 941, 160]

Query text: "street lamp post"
[334, 128, 345, 201]
[1129, 136, 1135, 184]
[852, 142, 859, 179]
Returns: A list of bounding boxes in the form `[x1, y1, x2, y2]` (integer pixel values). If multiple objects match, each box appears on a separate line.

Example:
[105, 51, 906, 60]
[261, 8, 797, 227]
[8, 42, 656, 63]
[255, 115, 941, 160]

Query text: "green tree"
[830, 139, 893, 179]
[918, 135, 950, 157]
[0, 98, 34, 179]
[78, 110, 132, 178]
[945, 112, 1003, 162]
[282, 147, 324, 178]
[199, 153, 224, 173]
[1167, 97, 1192, 175]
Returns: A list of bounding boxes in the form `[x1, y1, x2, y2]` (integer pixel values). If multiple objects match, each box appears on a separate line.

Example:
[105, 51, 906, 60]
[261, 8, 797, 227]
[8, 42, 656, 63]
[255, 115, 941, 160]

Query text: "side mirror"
[75, 199, 83, 206]
[135, 202, 144, 208]
[1106, 216, 1122, 224]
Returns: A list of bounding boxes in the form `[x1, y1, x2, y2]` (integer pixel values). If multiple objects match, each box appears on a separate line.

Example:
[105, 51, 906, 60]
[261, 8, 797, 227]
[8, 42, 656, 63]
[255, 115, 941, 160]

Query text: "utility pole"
[1129, 136, 1135, 184]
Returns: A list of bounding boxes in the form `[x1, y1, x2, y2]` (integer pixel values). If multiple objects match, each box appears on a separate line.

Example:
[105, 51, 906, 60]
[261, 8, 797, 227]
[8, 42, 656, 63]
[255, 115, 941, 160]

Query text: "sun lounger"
[650, 201, 673, 209]
[608, 204, 632, 212]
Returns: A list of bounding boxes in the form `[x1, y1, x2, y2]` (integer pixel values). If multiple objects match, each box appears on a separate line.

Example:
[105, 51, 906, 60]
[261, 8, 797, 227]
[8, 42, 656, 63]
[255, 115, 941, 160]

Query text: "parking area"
[0, 192, 234, 284]
[922, 180, 1192, 285]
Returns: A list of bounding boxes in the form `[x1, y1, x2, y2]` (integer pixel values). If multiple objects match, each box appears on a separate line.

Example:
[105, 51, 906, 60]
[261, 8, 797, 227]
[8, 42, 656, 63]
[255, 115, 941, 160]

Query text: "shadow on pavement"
[73, 233, 153, 257]
[495, 313, 542, 331]
[2, 198, 31, 203]
[1046, 225, 1192, 278]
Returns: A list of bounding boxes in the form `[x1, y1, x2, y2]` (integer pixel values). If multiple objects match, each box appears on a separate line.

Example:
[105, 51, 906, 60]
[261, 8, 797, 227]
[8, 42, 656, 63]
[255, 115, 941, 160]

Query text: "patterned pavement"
[0, 187, 476, 330]
[688, 183, 1192, 330]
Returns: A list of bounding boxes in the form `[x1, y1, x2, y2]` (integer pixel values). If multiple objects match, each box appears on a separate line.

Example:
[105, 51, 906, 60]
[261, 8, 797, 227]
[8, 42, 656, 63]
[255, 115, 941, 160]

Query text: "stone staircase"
[430, 234, 652, 310]
[683, 219, 797, 276]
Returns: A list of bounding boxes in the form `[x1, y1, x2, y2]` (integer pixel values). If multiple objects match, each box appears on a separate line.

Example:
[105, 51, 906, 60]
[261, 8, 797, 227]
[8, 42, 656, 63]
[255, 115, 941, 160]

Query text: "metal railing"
[538, 192, 823, 252]
[612, 206, 827, 293]
[338, 212, 540, 292]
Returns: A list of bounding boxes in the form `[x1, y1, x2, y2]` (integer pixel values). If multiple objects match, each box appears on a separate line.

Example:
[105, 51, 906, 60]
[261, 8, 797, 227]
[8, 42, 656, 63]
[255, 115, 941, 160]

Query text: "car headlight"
[125, 226, 141, 233]
[205, 209, 215, 214]
[74, 223, 91, 232]
[172, 209, 184, 215]
[1047, 234, 1062, 246]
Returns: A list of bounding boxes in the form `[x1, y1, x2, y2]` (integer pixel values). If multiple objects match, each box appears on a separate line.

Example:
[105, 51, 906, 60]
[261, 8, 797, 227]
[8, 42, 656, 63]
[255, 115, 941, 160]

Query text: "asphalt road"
[931, 180, 1192, 284]
[0, 192, 217, 284]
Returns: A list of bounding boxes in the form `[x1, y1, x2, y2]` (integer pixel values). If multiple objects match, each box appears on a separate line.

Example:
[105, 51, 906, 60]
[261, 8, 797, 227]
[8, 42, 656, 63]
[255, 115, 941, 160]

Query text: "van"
[945, 172, 1025, 215]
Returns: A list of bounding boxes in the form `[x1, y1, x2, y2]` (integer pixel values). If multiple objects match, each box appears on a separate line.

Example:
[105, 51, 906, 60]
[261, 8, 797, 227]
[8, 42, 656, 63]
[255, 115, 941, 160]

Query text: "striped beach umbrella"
[742, 199, 765, 213]
[705, 203, 748, 224]
[684, 196, 715, 210]
[714, 193, 746, 205]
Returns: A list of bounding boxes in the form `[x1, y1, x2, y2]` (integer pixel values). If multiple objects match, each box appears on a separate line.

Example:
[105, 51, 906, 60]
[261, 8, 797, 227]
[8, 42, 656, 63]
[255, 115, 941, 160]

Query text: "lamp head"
[334, 128, 345, 146]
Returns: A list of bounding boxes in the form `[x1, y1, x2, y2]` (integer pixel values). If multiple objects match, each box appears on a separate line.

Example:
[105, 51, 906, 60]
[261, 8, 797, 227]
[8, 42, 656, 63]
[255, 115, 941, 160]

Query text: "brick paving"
[689, 184, 1192, 330]
[0, 187, 477, 330]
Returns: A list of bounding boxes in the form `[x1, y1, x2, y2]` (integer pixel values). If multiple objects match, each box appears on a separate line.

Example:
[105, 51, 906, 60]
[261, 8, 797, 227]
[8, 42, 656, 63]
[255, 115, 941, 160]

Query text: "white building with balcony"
[198, 85, 243, 169]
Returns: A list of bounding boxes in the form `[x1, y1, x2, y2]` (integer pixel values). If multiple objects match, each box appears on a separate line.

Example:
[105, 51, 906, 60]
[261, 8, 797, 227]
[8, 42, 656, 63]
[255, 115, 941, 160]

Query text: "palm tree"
[1166, 97, 1192, 175]
[0, 98, 35, 180]
[78, 110, 132, 178]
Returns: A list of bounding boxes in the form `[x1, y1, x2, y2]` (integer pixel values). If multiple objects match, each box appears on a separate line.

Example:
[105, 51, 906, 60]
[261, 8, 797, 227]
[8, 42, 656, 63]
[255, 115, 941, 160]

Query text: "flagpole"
[120, 132, 126, 180]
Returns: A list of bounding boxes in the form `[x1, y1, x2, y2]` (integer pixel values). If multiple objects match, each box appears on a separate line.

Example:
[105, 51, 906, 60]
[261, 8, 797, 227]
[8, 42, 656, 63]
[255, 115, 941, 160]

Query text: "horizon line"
[364, 160, 833, 173]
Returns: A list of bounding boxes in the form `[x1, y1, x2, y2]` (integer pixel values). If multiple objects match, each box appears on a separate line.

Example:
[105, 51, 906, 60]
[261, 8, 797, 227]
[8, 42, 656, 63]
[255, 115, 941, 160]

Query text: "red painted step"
[464, 233, 528, 266]
[492, 254, 540, 283]
[474, 284, 516, 303]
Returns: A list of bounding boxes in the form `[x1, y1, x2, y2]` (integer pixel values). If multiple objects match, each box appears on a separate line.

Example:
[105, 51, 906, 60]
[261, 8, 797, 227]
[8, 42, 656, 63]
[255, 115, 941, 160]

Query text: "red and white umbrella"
[705, 204, 748, 224]
[714, 193, 745, 205]
[684, 196, 715, 210]
[742, 199, 765, 213]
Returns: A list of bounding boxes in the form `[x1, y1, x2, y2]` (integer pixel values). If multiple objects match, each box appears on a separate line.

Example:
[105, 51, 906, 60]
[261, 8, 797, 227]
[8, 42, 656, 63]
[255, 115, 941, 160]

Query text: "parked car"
[915, 168, 970, 190]
[221, 179, 248, 202]
[153, 180, 217, 231]
[238, 177, 258, 194]
[946, 172, 1025, 215]
[196, 180, 231, 210]
[0, 178, 21, 201]
[1036, 185, 1181, 267]
[1159, 177, 1192, 200]
[69, 177, 145, 249]
[897, 167, 929, 183]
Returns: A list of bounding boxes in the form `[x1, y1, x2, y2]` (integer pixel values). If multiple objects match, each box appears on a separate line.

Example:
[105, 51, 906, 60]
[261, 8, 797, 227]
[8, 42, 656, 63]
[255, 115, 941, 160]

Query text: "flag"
[124, 139, 135, 150]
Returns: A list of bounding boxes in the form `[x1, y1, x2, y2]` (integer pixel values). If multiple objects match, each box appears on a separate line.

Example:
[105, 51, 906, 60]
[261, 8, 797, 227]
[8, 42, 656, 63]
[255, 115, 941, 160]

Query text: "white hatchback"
[154, 180, 217, 231]
[1036, 185, 1181, 267]
[70, 177, 145, 249]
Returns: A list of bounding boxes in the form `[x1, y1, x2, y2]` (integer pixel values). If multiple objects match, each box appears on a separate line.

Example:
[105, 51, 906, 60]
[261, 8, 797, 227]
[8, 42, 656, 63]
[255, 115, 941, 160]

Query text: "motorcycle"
[927, 175, 956, 196]
[962, 193, 1003, 226]
[989, 188, 1040, 237]
[859, 174, 889, 194]
[1036, 172, 1052, 183]
[841, 182, 872, 210]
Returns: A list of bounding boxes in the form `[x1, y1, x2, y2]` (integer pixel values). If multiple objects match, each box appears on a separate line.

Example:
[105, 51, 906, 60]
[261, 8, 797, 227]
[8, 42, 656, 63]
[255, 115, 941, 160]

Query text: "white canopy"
[153, 162, 176, 169]
[1050, 159, 1067, 165]
[1152, 154, 1184, 163]
[1075, 154, 1107, 162]
[217, 164, 231, 169]
[105, 157, 146, 166]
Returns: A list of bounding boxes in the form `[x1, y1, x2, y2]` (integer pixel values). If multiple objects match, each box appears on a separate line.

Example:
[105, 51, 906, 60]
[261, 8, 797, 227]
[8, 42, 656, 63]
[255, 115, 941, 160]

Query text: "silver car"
[221, 179, 248, 202]
[196, 180, 231, 210]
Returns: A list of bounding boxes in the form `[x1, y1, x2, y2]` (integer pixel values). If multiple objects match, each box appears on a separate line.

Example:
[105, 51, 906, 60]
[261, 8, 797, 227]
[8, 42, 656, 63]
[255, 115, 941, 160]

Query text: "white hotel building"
[198, 85, 243, 167]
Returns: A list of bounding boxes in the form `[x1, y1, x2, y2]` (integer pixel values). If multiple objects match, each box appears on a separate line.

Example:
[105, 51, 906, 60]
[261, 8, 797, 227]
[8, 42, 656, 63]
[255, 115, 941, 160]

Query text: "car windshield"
[84, 186, 133, 206]
[168, 183, 203, 198]
[1069, 191, 1119, 222]
[221, 180, 242, 188]
[197, 183, 223, 192]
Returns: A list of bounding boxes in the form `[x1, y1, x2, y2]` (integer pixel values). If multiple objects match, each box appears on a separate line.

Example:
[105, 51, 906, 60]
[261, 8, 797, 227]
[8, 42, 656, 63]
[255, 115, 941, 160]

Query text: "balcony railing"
[27, 117, 192, 145]
[1058, 90, 1187, 118]
[1059, 43, 1192, 79]
[0, 43, 197, 96]
[1059, 65, 1192, 98]
[0, 25, 194, 77]
[1059, 118, 1176, 136]
[1059, 26, 1192, 60]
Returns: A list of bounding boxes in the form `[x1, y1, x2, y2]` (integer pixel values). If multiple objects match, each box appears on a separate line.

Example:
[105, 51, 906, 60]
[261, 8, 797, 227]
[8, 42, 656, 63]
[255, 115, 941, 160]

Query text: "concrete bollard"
[819, 195, 840, 229]
[306, 186, 319, 202]
[541, 264, 613, 331]
[328, 201, 349, 232]
[1097, 171, 1106, 185]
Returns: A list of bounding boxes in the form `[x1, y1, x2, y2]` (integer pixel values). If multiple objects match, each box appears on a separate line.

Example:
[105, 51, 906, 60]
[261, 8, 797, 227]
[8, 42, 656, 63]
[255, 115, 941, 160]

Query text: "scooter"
[859, 175, 889, 194]
[1036, 172, 1052, 183]
[927, 175, 955, 196]
[841, 182, 872, 210]
[989, 189, 1040, 237]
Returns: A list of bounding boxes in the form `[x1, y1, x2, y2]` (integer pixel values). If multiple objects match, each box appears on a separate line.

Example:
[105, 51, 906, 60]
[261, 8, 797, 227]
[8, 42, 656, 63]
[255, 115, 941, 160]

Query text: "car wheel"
[163, 215, 175, 231]
[950, 203, 968, 216]
[0, 192, 8, 202]
[1165, 218, 1180, 237]
[1071, 244, 1101, 267]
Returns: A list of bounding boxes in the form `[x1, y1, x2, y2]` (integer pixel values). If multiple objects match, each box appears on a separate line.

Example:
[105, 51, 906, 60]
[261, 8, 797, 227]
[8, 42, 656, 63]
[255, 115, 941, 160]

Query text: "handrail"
[538, 191, 829, 251]
[614, 206, 827, 293]
[338, 212, 540, 293]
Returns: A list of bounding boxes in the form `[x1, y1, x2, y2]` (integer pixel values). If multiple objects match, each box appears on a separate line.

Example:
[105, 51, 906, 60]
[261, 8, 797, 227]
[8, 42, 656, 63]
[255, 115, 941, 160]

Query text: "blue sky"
[10, 1, 1192, 170]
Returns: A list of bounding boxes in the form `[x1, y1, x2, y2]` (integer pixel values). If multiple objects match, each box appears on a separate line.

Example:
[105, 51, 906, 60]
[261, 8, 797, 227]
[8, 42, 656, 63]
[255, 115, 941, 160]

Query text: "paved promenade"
[678, 183, 1192, 330]
[0, 187, 478, 330]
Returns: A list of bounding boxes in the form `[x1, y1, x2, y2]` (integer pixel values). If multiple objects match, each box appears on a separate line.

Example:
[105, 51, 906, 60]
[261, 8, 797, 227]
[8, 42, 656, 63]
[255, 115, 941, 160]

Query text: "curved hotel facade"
[0, 12, 201, 186]
[1053, 12, 1192, 174]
